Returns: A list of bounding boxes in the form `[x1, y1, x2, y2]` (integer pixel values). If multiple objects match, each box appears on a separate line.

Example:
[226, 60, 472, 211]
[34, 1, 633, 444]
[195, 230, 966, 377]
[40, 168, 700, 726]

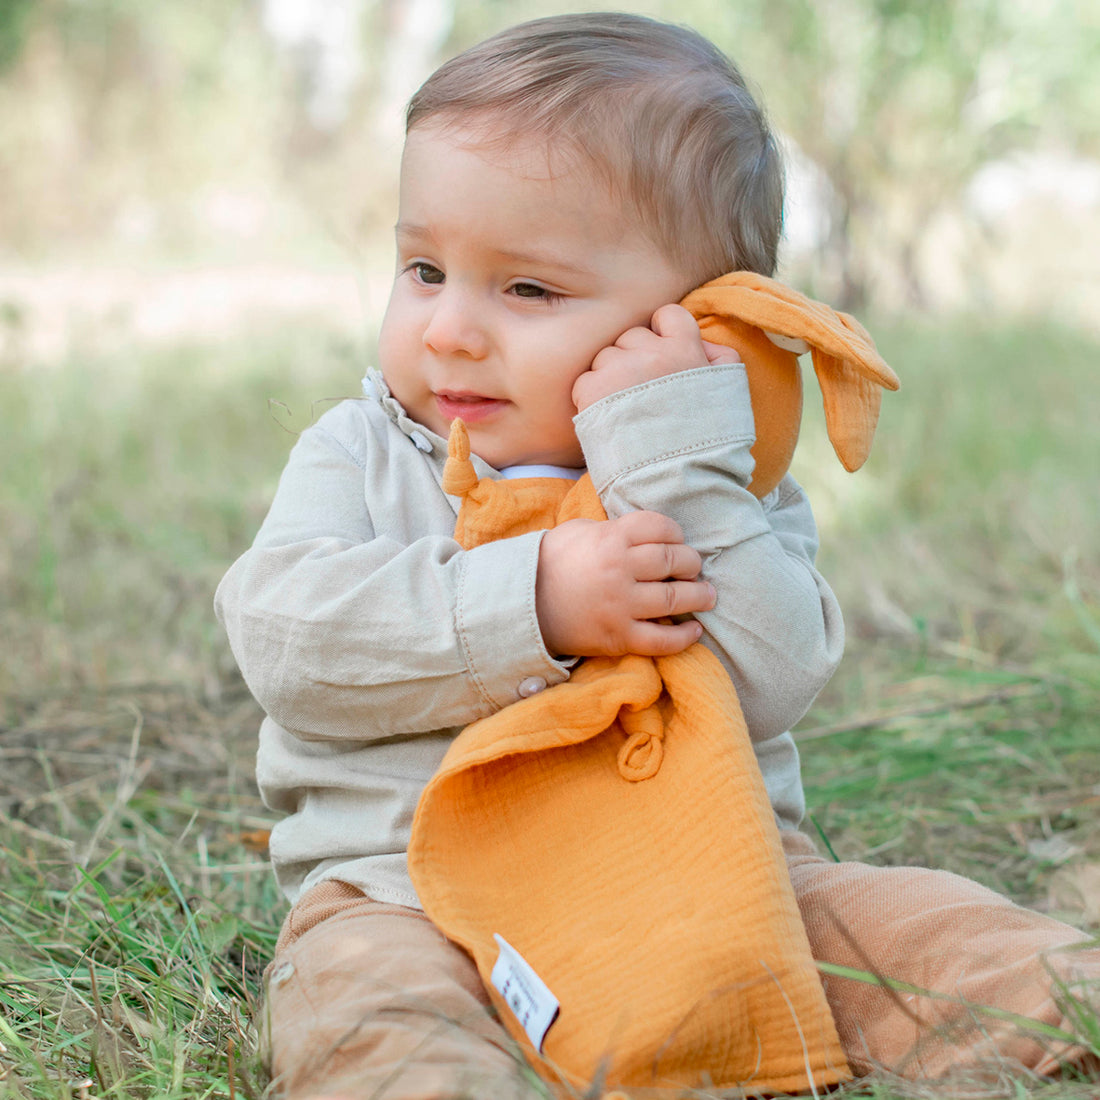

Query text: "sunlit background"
[1, 0, 1097, 367]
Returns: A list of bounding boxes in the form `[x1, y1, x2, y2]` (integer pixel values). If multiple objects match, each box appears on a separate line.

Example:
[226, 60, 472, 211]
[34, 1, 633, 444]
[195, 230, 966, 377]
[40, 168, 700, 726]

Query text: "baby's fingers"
[616, 509, 686, 548]
[632, 578, 716, 622]
[623, 617, 704, 658]
[701, 338, 742, 365]
[629, 540, 703, 582]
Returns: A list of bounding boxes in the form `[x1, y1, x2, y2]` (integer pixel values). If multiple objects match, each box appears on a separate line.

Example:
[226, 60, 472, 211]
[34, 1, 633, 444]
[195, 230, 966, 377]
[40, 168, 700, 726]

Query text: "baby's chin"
[442, 416, 585, 471]
[473, 443, 586, 471]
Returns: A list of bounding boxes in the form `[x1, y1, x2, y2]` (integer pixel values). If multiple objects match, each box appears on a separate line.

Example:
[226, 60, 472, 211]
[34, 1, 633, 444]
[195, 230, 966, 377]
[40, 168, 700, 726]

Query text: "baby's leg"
[782, 830, 1100, 1083]
[264, 880, 544, 1100]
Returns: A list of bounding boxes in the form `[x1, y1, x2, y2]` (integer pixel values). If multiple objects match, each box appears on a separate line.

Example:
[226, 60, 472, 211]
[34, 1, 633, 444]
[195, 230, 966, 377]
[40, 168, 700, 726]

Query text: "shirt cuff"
[574, 363, 756, 495]
[455, 530, 572, 711]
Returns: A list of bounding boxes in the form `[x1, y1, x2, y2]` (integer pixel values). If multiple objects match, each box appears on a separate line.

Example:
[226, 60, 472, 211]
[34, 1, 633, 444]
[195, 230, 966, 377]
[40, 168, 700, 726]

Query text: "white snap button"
[269, 961, 295, 986]
[517, 676, 548, 698]
[409, 431, 433, 453]
[764, 331, 811, 355]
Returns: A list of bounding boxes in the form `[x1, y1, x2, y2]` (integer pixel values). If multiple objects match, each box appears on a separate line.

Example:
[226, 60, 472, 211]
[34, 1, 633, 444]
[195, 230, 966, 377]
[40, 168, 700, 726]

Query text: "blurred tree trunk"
[689, 0, 1100, 311]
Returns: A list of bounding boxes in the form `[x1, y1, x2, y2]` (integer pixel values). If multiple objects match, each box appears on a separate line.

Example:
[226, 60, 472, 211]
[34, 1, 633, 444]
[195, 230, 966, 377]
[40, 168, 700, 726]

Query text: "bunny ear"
[811, 348, 884, 471]
[442, 419, 480, 496]
[683, 273, 899, 476]
[800, 306, 891, 471]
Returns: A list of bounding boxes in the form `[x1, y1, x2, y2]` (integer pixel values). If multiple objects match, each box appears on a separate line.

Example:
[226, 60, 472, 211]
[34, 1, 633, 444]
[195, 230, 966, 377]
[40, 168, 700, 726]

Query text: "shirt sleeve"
[214, 404, 571, 742]
[574, 363, 845, 741]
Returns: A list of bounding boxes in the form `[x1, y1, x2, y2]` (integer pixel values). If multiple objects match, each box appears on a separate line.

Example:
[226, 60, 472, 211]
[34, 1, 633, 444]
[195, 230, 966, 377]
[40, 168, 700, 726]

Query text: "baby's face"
[379, 123, 692, 469]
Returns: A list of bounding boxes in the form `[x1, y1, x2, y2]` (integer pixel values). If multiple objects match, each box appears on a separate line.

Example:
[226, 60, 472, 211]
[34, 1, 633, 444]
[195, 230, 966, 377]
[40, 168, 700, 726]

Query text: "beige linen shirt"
[215, 363, 844, 907]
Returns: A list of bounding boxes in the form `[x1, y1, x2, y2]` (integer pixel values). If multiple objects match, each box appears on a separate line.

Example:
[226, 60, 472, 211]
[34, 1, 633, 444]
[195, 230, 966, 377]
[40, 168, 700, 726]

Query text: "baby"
[217, 12, 1099, 1099]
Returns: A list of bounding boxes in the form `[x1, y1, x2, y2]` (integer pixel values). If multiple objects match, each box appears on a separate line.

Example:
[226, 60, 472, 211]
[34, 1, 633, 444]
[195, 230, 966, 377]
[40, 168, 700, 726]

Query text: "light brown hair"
[406, 12, 784, 283]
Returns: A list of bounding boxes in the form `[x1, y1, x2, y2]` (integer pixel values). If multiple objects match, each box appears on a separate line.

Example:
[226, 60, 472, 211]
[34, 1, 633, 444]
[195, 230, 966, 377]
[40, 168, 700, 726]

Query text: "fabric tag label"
[490, 934, 560, 1052]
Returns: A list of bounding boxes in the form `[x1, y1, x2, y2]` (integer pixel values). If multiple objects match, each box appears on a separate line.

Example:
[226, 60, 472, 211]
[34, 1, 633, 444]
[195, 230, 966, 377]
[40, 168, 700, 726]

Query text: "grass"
[791, 318, 1100, 903]
[1, 314, 1099, 1097]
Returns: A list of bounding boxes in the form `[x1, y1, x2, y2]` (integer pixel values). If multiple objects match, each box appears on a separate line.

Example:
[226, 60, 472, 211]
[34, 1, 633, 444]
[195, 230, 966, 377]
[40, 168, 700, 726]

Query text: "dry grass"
[0, 680, 277, 1099]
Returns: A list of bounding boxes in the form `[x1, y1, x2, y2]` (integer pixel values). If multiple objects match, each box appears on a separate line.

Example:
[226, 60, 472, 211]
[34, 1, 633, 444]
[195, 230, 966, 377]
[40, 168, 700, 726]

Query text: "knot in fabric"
[616, 706, 665, 782]
[441, 419, 480, 497]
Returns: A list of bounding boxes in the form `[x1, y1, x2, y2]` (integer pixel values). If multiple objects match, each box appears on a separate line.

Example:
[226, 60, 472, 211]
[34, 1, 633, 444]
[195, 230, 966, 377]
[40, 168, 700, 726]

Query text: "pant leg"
[782, 830, 1100, 1081]
[264, 880, 546, 1100]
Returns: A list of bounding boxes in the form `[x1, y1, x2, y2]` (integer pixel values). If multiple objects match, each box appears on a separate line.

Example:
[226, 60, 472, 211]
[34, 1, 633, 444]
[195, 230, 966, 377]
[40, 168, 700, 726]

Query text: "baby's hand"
[572, 303, 740, 412]
[535, 510, 716, 658]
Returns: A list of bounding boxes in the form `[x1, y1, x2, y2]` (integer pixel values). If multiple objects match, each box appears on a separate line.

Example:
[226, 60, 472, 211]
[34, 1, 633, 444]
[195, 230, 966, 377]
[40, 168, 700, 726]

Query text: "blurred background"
[2, 0, 1098, 365]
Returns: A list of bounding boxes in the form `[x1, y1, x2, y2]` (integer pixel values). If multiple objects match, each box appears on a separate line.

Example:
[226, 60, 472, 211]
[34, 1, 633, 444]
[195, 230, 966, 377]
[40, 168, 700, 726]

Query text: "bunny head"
[680, 272, 900, 499]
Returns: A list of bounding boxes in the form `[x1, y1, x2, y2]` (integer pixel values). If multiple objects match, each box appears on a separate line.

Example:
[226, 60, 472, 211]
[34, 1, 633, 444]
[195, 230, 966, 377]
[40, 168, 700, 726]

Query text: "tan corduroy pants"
[781, 831, 1099, 1082]
[264, 835, 1099, 1100]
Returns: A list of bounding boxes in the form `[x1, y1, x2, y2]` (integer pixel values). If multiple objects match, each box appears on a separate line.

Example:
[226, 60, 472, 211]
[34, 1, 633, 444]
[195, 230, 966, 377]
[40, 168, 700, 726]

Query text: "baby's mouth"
[435, 391, 507, 423]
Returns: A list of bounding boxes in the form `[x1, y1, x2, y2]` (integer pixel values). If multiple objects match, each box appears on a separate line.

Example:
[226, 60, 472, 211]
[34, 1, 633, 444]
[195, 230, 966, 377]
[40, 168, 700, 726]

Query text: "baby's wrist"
[573, 364, 661, 412]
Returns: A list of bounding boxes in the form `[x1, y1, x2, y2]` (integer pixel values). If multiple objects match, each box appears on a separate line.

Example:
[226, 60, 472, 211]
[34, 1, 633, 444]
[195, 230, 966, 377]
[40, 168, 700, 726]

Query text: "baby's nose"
[423, 290, 489, 358]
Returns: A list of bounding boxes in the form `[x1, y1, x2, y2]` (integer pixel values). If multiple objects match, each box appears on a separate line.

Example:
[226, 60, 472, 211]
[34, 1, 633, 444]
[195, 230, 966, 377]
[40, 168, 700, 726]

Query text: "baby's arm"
[535, 306, 733, 659]
[215, 401, 571, 742]
[571, 308, 844, 740]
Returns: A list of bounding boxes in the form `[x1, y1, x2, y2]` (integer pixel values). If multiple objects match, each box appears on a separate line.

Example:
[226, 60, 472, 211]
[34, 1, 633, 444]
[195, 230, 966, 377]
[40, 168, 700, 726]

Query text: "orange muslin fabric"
[681, 271, 898, 498]
[408, 273, 898, 1095]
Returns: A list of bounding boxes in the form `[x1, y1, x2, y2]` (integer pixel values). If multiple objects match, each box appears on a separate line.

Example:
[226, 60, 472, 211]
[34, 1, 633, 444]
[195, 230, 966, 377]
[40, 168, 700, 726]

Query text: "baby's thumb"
[701, 339, 741, 365]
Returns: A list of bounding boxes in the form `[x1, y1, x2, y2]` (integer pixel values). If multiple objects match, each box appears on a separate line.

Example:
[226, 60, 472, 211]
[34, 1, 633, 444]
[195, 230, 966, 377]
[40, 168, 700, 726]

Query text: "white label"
[490, 934, 560, 1052]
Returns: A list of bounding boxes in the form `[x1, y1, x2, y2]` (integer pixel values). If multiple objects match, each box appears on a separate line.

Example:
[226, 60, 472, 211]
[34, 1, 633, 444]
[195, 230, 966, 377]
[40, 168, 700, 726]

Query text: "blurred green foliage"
[2, 313, 1096, 695]
[1, 0, 1097, 309]
[0, 0, 34, 73]
[0, 322, 362, 691]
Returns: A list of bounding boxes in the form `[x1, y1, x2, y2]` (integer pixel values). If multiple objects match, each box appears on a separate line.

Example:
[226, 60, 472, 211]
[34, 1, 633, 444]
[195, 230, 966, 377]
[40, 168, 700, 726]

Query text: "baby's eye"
[411, 262, 444, 285]
[509, 282, 558, 301]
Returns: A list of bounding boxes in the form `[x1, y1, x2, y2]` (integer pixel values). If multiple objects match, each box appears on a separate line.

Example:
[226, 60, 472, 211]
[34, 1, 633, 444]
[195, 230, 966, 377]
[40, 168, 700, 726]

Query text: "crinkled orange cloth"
[408, 273, 897, 1096]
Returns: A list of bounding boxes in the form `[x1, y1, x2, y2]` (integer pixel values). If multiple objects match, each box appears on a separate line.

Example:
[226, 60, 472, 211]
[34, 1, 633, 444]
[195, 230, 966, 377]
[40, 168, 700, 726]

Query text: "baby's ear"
[682, 273, 898, 486]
